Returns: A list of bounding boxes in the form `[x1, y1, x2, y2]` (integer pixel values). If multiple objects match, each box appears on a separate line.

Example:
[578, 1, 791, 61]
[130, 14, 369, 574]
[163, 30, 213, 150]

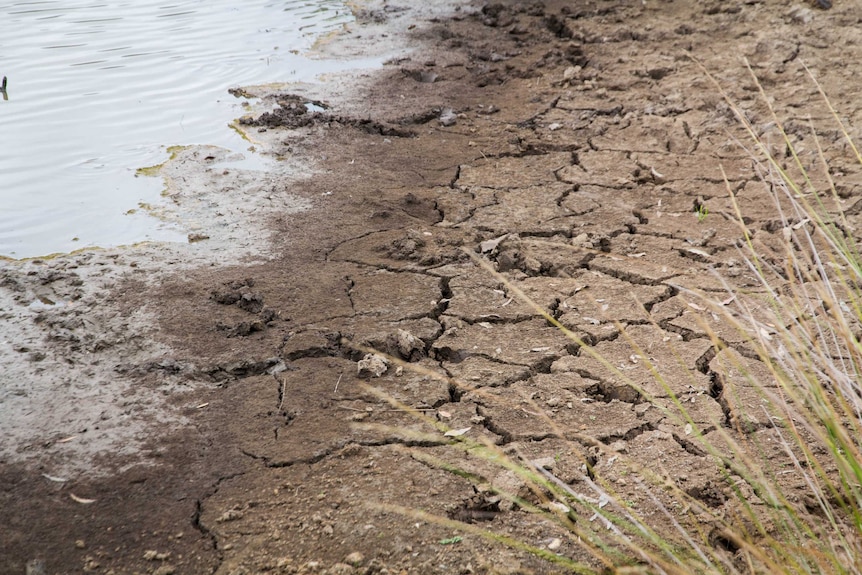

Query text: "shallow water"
[0, 0, 370, 259]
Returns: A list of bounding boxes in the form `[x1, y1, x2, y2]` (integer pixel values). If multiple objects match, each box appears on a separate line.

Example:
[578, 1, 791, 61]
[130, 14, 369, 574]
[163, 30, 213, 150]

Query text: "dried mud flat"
[3, 0, 861, 573]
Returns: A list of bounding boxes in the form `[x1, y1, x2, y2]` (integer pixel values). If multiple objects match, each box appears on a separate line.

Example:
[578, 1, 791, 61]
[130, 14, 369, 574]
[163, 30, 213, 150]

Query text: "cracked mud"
[2, 0, 858, 573]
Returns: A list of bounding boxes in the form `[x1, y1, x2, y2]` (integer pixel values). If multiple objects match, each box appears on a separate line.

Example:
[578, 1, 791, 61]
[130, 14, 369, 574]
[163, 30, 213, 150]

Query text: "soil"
[2, 0, 859, 573]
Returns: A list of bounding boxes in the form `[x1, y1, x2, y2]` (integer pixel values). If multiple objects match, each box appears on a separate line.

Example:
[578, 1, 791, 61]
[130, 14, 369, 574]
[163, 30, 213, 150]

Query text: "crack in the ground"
[571, 370, 644, 404]
[587, 259, 681, 286]
[192, 470, 247, 566]
[433, 344, 537, 368]
[453, 313, 543, 327]
[239, 435, 455, 470]
[694, 346, 718, 374]
[448, 165, 461, 189]
[515, 96, 562, 130]
[641, 284, 677, 313]
[344, 275, 356, 313]
[597, 421, 656, 444]
[671, 429, 714, 457]
[435, 276, 453, 318]
[200, 357, 284, 383]
[475, 405, 546, 445]
[323, 229, 381, 262]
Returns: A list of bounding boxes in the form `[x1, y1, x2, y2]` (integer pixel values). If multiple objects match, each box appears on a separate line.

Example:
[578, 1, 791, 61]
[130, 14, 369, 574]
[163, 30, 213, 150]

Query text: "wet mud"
[3, 0, 862, 573]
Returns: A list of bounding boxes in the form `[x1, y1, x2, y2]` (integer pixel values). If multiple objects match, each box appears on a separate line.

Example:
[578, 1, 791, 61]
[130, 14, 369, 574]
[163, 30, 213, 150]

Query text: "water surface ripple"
[0, 0, 362, 258]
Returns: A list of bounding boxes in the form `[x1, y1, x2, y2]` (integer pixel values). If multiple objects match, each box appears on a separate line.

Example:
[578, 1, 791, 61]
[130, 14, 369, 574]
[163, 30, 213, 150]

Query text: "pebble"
[143, 550, 171, 561]
[216, 508, 244, 523]
[357, 353, 389, 378]
[563, 65, 581, 82]
[344, 551, 364, 566]
[439, 108, 458, 127]
[532, 456, 556, 470]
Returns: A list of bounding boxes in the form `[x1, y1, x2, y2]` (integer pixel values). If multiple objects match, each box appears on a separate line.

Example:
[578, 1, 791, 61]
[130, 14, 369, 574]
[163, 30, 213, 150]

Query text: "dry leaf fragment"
[444, 427, 471, 437]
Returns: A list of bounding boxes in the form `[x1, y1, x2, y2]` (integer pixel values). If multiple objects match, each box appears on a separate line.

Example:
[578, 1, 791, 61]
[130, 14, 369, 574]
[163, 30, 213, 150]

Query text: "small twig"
[337, 405, 437, 413]
[277, 376, 286, 412]
[334, 373, 343, 393]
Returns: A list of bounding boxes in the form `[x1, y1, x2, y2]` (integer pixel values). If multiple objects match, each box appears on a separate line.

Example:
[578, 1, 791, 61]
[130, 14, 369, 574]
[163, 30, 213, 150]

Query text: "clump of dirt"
[241, 93, 416, 137]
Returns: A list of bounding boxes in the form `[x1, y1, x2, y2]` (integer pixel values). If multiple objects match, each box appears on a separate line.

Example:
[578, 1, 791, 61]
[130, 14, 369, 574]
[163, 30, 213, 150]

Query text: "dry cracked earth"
[3, 0, 862, 573]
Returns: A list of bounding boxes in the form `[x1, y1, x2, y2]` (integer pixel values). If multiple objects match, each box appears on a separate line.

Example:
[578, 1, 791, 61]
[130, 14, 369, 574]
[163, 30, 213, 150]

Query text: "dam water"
[0, 0, 371, 258]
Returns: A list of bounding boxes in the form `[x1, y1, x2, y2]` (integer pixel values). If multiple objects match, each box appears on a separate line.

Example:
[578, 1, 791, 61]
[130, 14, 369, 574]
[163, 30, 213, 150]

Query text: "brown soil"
[2, 0, 859, 573]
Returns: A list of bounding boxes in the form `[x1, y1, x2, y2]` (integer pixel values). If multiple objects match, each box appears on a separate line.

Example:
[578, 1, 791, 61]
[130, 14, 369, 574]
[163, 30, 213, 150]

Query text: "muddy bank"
[3, 0, 861, 573]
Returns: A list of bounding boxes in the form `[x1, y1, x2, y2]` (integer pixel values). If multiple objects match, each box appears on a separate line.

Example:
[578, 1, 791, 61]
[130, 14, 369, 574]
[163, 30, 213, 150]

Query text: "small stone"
[548, 501, 570, 515]
[547, 538, 562, 551]
[187, 232, 209, 243]
[153, 566, 176, 575]
[609, 440, 628, 453]
[394, 329, 424, 359]
[563, 65, 581, 82]
[523, 256, 542, 274]
[357, 353, 388, 378]
[634, 403, 651, 416]
[216, 509, 244, 523]
[439, 108, 457, 127]
[143, 550, 171, 561]
[75, 540, 86, 549]
[788, 6, 814, 23]
[532, 456, 556, 470]
[344, 551, 364, 566]
[322, 524, 334, 536]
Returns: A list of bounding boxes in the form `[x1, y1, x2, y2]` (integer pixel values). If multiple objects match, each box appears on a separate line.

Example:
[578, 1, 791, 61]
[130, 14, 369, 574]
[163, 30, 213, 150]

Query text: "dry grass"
[355, 61, 862, 574]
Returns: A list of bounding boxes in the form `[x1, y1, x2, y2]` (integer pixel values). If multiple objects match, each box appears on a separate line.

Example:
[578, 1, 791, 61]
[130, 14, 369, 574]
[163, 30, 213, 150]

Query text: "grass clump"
[357, 61, 862, 574]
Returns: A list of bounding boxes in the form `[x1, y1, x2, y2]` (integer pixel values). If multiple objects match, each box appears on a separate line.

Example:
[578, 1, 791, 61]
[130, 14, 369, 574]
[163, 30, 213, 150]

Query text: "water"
[0, 0, 369, 259]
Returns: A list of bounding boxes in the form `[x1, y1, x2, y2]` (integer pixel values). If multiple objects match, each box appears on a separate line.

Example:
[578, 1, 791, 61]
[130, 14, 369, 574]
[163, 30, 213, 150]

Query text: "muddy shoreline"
[2, 0, 858, 573]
